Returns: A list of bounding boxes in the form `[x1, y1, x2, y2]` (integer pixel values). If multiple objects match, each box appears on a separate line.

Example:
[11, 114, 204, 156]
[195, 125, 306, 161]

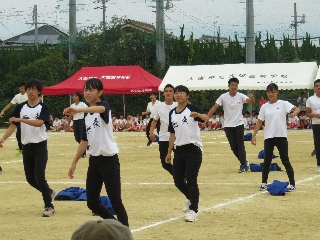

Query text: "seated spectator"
[71, 219, 134, 240]
[124, 115, 136, 132]
[251, 112, 259, 129]
[143, 114, 150, 126]
[209, 114, 220, 130]
[137, 115, 147, 132]
[243, 111, 252, 130]
[61, 115, 70, 132]
[112, 115, 120, 132]
[287, 113, 299, 129]
[50, 117, 63, 132]
[117, 115, 127, 131]
[218, 110, 224, 130]
[299, 111, 310, 129]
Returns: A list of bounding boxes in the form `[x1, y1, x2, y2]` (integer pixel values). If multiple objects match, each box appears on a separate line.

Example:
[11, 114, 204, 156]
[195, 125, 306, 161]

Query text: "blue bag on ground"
[249, 163, 282, 172]
[267, 180, 289, 196]
[243, 133, 252, 141]
[54, 187, 115, 214]
[258, 150, 278, 159]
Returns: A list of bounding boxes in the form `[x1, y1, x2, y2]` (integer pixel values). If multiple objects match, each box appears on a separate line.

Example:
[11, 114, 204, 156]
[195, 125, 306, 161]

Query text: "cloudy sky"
[0, 0, 319, 45]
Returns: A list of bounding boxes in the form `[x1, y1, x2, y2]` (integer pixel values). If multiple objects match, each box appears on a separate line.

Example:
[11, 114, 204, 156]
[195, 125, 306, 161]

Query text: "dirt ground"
[0, 128, 319, 240]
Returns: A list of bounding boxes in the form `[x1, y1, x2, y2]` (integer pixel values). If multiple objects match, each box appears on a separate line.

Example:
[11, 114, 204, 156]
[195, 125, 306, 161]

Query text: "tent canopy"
[42, 65, 162, 95]
[159, 62, 319, 91]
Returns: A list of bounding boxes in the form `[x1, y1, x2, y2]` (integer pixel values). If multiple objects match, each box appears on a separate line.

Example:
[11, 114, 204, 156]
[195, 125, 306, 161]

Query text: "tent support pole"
[123, 94, 125, 117]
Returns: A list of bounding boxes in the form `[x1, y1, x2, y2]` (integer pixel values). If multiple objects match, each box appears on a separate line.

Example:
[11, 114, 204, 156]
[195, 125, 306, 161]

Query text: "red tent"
[42, 65, 162, 95]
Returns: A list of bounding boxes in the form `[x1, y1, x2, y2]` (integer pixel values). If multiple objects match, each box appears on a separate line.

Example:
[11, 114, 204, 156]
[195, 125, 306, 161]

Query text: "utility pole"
[246, 0, 255, 63]
[69, 0, 77, 63]
[34, 5, 38, 49]
[26, 5, 46, 49]
[291, 3, 306, 48]
[156, 0, 165, 70]
[94, 0, 108, 31]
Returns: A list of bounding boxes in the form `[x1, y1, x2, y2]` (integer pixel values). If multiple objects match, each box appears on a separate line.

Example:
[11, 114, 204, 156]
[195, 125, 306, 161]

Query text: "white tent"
[159, 62, 319, 91]
[316, 66, 320, 80]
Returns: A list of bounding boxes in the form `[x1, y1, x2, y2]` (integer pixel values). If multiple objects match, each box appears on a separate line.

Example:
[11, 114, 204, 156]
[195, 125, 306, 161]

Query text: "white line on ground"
[1, 160, 22, 164]
[0, 174, 319, 233]
[131, 174, 320, 233]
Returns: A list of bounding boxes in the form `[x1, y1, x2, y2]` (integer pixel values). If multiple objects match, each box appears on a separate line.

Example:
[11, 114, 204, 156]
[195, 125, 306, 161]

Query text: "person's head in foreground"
[71, 219, 134, 240]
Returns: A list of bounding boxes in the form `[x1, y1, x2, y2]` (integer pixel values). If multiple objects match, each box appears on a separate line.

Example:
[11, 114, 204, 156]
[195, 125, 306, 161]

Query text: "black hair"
[174, 85, 190, 95]
[245, 111, 250, 115]
[25, 78, 42, 93]
[84, 78, 104, 101]
[313, 79, 320, 86]
[301, 92, 305, 96]
[74, 92, 83, 101]
[150, 92, 157, 96]
[19, 82, 26, 87]
[228, 77, 239, 86]
[266, 83, 278, 92]
[164, 84, 174, 90]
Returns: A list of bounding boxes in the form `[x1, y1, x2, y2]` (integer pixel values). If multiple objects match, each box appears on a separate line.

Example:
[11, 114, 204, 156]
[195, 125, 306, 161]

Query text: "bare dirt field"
[0, 129, 319, 240]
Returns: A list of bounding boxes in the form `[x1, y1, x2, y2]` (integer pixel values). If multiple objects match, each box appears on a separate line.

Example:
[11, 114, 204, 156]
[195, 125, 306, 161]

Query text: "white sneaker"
[287, 184, 296, 191]
[42, 207, 55, 217]
[317, 166, 320, 172]
[182, 199, 201, 212]
[182, 200, 191, 213]
[185, 210, 198, 222]
[259, 183, 268, 191]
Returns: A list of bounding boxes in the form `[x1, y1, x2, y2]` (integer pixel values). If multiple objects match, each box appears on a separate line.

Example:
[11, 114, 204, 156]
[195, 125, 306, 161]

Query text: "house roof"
[121, 19, 155, 33]
[4, 24, 68, 46]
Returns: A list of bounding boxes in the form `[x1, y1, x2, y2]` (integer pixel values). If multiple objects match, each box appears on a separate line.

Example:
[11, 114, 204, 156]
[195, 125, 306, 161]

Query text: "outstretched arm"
[207, 103, 220, 118]
[0, 123, 17, 148]
[64, 106, 105, 115]
[0, 103, 14, 117]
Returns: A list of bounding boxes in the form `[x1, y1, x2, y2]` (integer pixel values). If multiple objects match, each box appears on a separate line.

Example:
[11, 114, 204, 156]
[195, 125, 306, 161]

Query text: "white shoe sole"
[185, 217, 198, 222]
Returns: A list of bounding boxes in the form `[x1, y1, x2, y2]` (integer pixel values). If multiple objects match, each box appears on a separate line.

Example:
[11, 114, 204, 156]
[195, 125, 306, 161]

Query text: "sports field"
[0, 129, 319, 240]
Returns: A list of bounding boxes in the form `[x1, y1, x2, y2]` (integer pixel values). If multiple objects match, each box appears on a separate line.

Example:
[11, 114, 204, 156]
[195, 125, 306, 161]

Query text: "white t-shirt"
[147, 100, 161, 119]
[209, 117, 219, 124]
[216, 92, 248, 127]
[82, 101, 118, 156]
[153, 101, 178, 141]
[306, 95, 320, 124]
[218, 115, 224, 127]
[70, 102, 88, 120]
[12, 102, 49, 144]
[118, 118, 127, 125]
[258, 100, 294, 140]
[252, 117, 258, 124]
[288, 116, 299, 124]
[243, 117, 249, 129]
[52, 119, 62, 127]
[168, 104, 205, 151]
[11, 93, 28, 105]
